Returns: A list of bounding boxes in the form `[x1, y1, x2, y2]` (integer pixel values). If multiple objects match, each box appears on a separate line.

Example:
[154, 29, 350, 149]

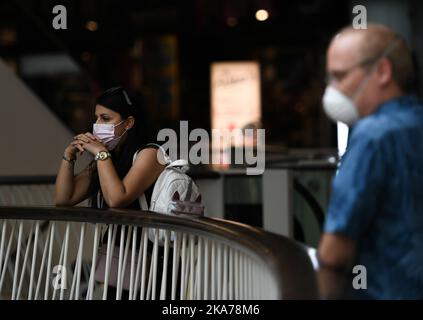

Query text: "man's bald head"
[330, 24, 416, 93]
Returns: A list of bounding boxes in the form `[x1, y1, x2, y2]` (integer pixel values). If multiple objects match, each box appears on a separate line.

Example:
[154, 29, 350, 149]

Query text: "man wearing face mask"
[317, 24, 423, 299]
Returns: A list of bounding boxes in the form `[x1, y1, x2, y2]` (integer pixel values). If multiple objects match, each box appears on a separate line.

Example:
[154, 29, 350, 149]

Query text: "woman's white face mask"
[93, 119, 128, 150]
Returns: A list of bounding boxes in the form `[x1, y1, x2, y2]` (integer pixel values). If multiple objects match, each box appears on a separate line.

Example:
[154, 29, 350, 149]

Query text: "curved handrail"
[0, 206, 318, 299]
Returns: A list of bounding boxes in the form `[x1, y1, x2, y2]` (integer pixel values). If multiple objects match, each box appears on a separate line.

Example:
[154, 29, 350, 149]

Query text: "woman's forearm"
[96, 159, 127, 207]
[55, 158, 76, 205]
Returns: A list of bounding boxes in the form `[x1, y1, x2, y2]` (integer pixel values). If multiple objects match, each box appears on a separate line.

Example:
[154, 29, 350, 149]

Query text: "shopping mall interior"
[1, 0, 423, 302]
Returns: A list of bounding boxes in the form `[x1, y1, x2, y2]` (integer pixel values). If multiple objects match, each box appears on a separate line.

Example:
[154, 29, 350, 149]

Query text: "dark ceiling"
[0, 0, 351, 147]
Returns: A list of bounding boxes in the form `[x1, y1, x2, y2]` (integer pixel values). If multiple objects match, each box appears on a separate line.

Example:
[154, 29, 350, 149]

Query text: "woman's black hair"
[90, 87, 156, 208]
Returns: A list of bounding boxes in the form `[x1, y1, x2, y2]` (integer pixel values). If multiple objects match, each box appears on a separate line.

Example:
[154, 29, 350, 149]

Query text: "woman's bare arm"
[96, 148, 165, 208]
[55, 159, 96, 207]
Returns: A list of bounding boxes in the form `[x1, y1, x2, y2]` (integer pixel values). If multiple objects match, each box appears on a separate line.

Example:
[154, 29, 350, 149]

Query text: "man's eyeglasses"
[326, 38, 401, 85]
[104, 86, 133, 106]
[325, 56, 380, 85]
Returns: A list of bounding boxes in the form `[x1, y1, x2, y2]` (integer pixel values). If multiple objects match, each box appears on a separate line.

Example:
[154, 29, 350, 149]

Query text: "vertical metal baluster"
[134, 228, 144, 299]
[0, 221, 6, 278]
[119, 226, 133, 299]
[60, 223, 70, 300]
[222, 245, 228, 300]
[102, 224, 113, 300]
[211, 241, 215, 300]
[257, 263, 262, 299]
[234, 250, 239, 300]
[171, 232, 181, 300]
[159, 230, 170, 300]
[44, 222, 55, 300]
[69, 225, 81, 300]
[139, 227, 148, 300]
[52, 227, 66, 301]
[180, 233, 187, 300]
[52, 226, 64, 301]
[217, 242, 222, 300]
[239, 252, 244, 300]
[196, 237, 203, 300]
[0, 221, 16, 294]
[116, 225, 126, 300]
[35, 222, 52, 300]
[253, 260, 257, 300]
[75, 223, 85, 300]
[246, 256, 250, 300]
[243, 253, 247, 300]
[12, 220, 24, 300]
[102, 224, 117, 300]
[129, 226, 137, 300]
[183, 240, 190, 299]
[189, 235, 195, 300]
[145, 233, 153, 299]
[256, 262, 261, 300]
[86, 223, 100, 300]
[151, 229, 159, 300]
[229, 247, 234, 300]
[204, 239, 209, 300]
[17, 222, 35, 300]
[146, 229, 159, 300]
[28, 221, 40, 300]
[258, 262, 262, 300]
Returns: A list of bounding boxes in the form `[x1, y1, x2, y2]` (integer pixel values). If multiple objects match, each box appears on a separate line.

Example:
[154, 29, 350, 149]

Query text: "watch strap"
[62, 155, 76, 163]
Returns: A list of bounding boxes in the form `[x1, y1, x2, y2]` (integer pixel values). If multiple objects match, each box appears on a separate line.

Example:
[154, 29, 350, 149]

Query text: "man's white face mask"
[322, 86, 360, 126]
[322, 38, 401, 127]
[322, 68, 373, 127]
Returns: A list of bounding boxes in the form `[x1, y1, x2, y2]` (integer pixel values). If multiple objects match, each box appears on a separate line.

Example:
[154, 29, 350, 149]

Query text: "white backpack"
[132, 144, 203, 243]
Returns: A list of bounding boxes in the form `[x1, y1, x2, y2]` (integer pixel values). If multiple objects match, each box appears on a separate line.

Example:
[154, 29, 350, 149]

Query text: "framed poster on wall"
[211, 61, 262, 163]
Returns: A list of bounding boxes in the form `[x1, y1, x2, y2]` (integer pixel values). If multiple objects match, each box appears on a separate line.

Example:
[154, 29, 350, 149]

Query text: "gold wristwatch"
[95, 150, 111, 161]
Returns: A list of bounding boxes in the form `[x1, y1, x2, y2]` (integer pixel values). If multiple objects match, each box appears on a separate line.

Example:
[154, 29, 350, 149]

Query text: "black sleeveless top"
[91, 144, 159, 210]
[90, 144, 162, 250]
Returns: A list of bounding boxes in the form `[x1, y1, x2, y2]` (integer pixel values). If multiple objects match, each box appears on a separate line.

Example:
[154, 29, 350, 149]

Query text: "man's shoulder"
[350, 115, 393, 145]
[352, 98, 423, 143]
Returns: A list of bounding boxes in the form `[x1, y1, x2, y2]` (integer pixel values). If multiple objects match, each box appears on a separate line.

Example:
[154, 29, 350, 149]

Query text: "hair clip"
[122, 90, 132, 106]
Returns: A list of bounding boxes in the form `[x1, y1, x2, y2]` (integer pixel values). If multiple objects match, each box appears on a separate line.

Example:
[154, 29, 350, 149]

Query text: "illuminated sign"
[211, 61, 261, 139]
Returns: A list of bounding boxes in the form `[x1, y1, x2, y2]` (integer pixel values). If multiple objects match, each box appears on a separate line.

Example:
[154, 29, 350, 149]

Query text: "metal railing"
[0, 206, 318, 300]
[0, 176, 318, 299]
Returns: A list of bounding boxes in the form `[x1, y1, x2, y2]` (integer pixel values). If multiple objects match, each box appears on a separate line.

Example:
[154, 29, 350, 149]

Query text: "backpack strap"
[167, 159, 189, 172]
[132, 144, 167, 211]
[140, 194, 149, 211]
[144, 143, 172, 165]
[132, 144, 190, 210]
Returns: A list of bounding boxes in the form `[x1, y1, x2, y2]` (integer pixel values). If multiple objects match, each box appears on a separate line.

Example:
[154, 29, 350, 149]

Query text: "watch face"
[97, 151, 109, 160]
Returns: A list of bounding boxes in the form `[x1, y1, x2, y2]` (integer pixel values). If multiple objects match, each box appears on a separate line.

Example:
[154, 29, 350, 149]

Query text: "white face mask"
[93, 119, 128, 150]
[322, 86, 360, 126]
[322, 67, 375, 127]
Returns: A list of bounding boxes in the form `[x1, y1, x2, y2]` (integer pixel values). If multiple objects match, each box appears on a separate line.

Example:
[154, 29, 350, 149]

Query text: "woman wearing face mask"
[55, 87, 169, 299]
[55, 86, 165, 210]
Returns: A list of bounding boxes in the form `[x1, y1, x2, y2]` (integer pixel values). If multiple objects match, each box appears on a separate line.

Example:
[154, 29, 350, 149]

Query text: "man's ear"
[377, 57, 393, 87]
[126, 116, 135, 130]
